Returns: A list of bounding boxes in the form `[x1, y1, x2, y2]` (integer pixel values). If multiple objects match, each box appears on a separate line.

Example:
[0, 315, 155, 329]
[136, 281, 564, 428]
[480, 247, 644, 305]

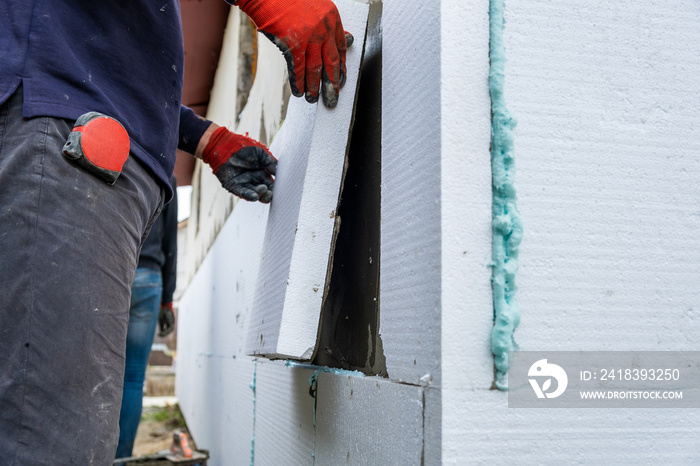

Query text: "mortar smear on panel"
[489, 0, 523, 390]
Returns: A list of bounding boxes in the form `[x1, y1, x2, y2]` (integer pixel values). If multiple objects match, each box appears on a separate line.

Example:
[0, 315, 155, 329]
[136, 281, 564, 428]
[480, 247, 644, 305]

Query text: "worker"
[116, 175, 179, 459]
[0, 0, 352, 463]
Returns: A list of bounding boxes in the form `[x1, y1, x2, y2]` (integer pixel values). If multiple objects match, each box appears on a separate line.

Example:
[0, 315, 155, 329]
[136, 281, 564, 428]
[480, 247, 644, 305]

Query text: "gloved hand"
[158, 302, 176, 338]
[201, 126, 277, 203]
[235, 0, 354, 108]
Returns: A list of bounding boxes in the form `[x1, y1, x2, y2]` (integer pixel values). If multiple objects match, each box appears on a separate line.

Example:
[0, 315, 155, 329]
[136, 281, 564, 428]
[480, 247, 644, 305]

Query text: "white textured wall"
[441, 0, 700, 464]
[380, 1, 442, 387]
[439, 0, 494, 459]
[512, 0, 700, 353]
[380, 1, 442, 462]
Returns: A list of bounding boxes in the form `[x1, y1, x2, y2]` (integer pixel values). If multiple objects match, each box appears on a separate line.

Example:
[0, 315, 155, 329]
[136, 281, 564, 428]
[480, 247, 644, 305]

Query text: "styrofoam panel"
[422, 385, 442, 466]
[504, 0, 700, 352]
[245, 100, 315, 359]
[253, 361, 316, 465]
[439, 0, 494, 392]
[314, 373, 425, 465]
[176, 357, 256, 464]
[177, 243, 258, 464]
[380, 0, 442, 386]
[246, 0, 369, 360]
[176, 203, 268, 358]
[443, 389, 700, 465]
[441, 0, 700, 464]
[177, 201, 269, 463]
[179, 200, 269, 358]
[437, 2, 493, 463]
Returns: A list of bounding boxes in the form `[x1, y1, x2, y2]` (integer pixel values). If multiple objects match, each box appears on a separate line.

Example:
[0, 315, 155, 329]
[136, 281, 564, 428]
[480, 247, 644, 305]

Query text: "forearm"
[195, 122, 219, 159]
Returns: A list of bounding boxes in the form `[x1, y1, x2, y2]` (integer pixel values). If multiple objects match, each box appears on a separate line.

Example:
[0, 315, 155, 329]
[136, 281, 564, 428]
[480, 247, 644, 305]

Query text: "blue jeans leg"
[116, 268, 162, 458]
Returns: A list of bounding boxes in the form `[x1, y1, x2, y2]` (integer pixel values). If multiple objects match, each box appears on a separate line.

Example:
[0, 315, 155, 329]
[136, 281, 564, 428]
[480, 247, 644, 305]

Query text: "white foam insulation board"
[314, 373, 426, 465]
[245, 0, 369, 360]
[380, 1, 442, 385]
[252, 362, 316, 464]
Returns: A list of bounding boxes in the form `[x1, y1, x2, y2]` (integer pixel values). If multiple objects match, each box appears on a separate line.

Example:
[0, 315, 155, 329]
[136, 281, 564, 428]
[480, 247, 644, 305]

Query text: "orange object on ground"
[170, 432, 193, 458]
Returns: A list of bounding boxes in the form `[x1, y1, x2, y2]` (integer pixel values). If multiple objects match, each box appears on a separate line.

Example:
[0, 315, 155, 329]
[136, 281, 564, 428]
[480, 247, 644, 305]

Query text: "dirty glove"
[201, 126, 277, 203]
[234, 0, 354, 108]
[158, 302, 176, 338]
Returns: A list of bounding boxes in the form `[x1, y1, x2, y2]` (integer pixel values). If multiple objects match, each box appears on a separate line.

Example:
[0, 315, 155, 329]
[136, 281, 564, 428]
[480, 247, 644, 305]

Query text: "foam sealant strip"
[249, 360, 257, 466]
[489, 0, 522, 390]
[285, 361, 365, 463]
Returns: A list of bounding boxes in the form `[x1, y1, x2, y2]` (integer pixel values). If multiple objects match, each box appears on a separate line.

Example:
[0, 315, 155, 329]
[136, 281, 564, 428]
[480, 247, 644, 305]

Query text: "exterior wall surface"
[442, 0, 700, 464]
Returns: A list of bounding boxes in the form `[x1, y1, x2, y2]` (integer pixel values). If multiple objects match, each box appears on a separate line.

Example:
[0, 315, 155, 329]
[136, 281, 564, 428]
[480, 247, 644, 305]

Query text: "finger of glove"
[259, 188, 273, 204]
[158, 310, 175, 337]
[345, 32, 354, 49]
[305, 42, 324, 104]
[340, 33, 351, 89]
[225, 171, 275, 202]
[320, 68, 339, 109]
[228, 183, 260, 202]
[260, 31, 304, 97]
[330, 7, 349, 53]
[320, 40, 341, 108]
[255, 184, 273, 204]
[339, 52, 348, 88]
[334, 28, 351, 89]
[254, 184, 272, 204]
[158, 325, 174, 338]
[339, 66, 346, 88]
[158, 320, 175, 337]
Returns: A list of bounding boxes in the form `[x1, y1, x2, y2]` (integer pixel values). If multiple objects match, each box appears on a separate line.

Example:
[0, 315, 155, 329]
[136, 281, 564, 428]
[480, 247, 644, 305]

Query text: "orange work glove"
[235, 0, 354, 108]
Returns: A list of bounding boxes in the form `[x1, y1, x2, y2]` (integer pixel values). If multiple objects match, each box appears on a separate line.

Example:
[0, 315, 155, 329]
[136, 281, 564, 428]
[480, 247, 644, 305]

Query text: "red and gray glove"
[202, 126, 277, 203]
[235, 0, 354, 108]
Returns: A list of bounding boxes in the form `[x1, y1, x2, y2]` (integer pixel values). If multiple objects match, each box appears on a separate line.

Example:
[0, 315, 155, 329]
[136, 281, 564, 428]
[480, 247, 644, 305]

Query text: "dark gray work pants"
[0, 87, 163, 465]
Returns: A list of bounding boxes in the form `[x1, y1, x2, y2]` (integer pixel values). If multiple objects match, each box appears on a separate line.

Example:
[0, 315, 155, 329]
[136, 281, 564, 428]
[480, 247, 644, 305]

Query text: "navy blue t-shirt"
[0, 1, 211, 200]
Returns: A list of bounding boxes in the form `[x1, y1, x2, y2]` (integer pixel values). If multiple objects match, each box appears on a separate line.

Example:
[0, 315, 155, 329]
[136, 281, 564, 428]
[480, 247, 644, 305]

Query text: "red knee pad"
[63, 112, 130, 184]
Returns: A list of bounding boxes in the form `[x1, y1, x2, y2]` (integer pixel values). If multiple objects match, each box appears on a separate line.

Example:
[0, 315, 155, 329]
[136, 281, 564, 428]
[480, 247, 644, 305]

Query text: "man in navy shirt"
[0, 0, 351, 463]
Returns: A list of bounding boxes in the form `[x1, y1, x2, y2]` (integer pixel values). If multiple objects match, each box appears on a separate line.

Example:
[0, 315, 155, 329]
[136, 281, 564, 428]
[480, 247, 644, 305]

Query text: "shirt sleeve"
[160, 175, 179, 304]
[178, 105, 212, 155]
